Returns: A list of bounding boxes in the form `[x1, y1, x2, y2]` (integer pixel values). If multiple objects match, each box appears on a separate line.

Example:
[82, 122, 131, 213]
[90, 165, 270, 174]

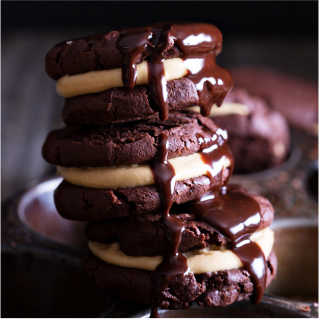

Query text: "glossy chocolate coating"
[150, 133, 187, 318]
[181, 185, 267, 305]
[150, 126, 234, 317]
[46, 22, 232, 121]
[116, 22, 233, 120]
[149, 124, 267, 316]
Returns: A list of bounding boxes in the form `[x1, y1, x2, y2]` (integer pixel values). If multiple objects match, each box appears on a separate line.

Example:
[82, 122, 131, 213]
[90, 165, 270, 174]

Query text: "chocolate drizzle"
[116, 22, 233, 120]
[149, 127, 234, 317]
[197, 126, 233, 188]
[116, 28, 152, 90]
[150, 132, 187, 317]
[182, 185, 267, 305]
[148, 58, 168, 120]
[149, 124, 268, 315]
[185, 125, 267, 305]
[186, 125, 267, 304]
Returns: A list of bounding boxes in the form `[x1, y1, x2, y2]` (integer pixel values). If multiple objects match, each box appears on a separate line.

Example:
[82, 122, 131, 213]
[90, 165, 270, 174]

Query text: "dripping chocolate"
[43, 21, 277, 318]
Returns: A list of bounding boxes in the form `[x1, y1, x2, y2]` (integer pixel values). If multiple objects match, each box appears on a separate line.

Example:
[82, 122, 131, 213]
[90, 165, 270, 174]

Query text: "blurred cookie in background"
[230, 66, 318, 136]
[188, 87, 290, 174]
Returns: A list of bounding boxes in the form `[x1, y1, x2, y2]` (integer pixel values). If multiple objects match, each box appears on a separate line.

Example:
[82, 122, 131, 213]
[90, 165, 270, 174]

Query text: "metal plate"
[13, 176, 87, 251]
[130, 296, 316, 318]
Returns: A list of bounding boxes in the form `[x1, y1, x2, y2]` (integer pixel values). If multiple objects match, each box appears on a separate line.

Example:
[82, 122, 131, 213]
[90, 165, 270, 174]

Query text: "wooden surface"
[1, 28, 317, 201]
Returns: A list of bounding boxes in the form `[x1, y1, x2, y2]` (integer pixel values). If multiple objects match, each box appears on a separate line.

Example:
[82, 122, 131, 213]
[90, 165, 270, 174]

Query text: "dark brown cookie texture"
[54, 171, 229, 221]
[45, 30, 181, 80]
[82, 250, 277, 309]
[43, 111, 221, 167]
[213, 87, 290, 173]
[62, 78, 199, 125]
[45, 24, 223, 81]
[230, 67, 318, 134]
[85, 194, 274, 256]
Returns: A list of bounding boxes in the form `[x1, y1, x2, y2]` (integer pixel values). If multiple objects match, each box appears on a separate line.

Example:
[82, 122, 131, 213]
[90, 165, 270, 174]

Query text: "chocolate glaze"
[149, 125, 267, 315]
[116, 22, 233, 120]
[149, 128, 234, 317]
[150, 133, 187, 318]
[179, 185, 267, 305]
[183, 126, 267, 304]
[116, 28, 152, 90]
[22, 191, 87, 247]
[197, 126, 233, 187]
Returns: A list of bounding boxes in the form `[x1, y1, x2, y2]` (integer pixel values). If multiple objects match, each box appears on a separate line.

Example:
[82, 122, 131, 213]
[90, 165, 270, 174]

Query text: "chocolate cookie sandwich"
[42, 111, 232, 221]
[45, 22, 233, 125]
[42, 22, 277, 317]
[82, 184, 277, 312]
[85, 192, 274, 257]
[43, 113, 276, 313]
[188, 87, 290, 173]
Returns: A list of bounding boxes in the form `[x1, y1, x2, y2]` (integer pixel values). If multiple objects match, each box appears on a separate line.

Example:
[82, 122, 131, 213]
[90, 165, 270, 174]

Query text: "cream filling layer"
[57, 153, 231, 189]
[187, 103, 250, 117]
[88, 227, 274, 274]
[56, 58, 187, 98]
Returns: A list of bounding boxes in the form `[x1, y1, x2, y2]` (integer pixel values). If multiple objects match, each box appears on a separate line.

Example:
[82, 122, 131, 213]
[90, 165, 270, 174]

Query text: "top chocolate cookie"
[45, 22, 233, 122]
[45, 22, 223, 80]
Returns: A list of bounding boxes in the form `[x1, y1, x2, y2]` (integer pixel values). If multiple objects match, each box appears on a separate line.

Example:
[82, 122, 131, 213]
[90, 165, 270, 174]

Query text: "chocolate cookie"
[45, 30, 180, 81]
[62, 78, 199, 125]
[46, 23, 233, 125]
[43, 111, 221, 167]
[231, 67, 318, 134]
[85, 195, 274, 256]
[212, 88, 290, 173]
[54, 172, 229, 221]
[82, 250, 277, 309]
[45, 24, 222, 81]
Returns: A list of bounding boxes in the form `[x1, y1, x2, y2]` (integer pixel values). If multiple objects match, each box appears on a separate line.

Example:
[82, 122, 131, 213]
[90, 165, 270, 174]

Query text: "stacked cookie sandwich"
[43, 22, 277, 316]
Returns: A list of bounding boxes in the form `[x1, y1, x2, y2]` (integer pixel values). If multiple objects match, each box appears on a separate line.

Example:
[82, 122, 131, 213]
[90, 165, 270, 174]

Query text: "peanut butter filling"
[57, 153, 231, 189]
[88, 227, 274, 274]
[56, 58, 187, 98]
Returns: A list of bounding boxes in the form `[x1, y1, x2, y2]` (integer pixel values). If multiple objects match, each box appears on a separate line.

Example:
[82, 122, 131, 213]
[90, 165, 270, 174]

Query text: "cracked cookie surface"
[43, 111, 221, 167]
[45, 30, 183, 80]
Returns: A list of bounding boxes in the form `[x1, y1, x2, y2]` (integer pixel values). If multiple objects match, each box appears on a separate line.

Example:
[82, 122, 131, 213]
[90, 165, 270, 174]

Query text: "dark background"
[2, 1, 318, 202]
[2, 1, 318, 36]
